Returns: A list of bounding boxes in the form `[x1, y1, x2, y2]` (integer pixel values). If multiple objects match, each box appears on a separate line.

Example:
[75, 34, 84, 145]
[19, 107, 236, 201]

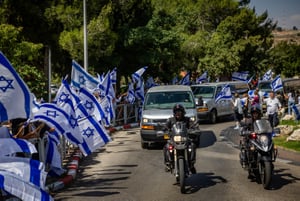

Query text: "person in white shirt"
[232, 93, 243, 129]
[287, 90, 295, 115]
[263, 91, 281, 128]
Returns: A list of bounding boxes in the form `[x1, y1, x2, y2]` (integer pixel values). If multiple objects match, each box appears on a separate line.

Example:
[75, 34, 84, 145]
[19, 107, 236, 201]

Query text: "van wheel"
[210, 110, 217, 124]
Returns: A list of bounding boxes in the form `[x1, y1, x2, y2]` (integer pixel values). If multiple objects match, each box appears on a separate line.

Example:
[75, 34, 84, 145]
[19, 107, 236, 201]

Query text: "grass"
[273, 135, 300, 152]
[273, 120, 300, 152]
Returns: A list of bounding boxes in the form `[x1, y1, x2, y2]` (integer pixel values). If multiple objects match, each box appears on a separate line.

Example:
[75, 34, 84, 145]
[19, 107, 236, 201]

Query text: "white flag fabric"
[271, 75, 283, 92]
[0, 170, 54, 201]
[33, 103, 83, 145]
[0, 156, 47, 190]
[98, 71, 115, 99]
[0, 51, 34, 122]
[126, 82, 135, 104]
[232, 71, 249, 82]
[179, 72, 190, 85]
[262, 69, 272, 81]
[46, 134, 65, 176]
[135, 78, 145, 103]
[78, 87, 106, 122]
[0, 138, 37, 156]
[196, 71, 208, 84]
[78, 115, 112, 156]
[132, 66, 148, 83]
[100, 96, 115, 126]
[215, 84, 232, 103]
[71, 60, 99, 91]
[145, 76, 157, 89]
[110, 67, 117, 84]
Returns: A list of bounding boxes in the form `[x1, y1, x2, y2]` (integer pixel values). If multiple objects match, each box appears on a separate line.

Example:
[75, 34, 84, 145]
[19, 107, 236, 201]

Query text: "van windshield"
[191, 86, 215, 98]
[144, 91, 195, 110]
[258, 82, 272, 92]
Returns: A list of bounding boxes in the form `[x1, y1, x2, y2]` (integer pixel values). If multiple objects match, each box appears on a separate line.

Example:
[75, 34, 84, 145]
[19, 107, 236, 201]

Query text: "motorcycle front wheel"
[178, 158, 186, 193]
[259, 161, 272, 189]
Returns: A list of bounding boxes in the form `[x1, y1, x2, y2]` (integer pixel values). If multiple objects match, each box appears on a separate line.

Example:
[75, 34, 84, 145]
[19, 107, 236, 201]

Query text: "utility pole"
[83, 0, 88, 71]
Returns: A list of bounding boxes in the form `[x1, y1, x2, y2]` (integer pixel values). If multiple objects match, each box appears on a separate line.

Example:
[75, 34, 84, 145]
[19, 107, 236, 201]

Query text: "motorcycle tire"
[179, 158, 186, 193]
[259, 161, 272, 189]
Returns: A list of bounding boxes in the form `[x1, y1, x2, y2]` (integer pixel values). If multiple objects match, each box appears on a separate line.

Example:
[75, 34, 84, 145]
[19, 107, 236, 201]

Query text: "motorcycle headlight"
[190, 116, 196, 122]
[259, 135, 269, 146]
[173, 136, 187, 142]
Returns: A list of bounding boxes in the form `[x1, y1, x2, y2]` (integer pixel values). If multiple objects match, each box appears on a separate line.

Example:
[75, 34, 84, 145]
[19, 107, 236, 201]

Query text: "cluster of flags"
[0, 50, 152, 200]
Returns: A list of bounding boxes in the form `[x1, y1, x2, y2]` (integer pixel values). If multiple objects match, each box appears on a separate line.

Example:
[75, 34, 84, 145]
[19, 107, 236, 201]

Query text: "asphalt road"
[53, 120, 300, 201]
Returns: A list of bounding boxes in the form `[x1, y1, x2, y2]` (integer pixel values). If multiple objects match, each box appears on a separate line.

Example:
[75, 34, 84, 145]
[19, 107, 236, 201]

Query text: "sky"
[249, 0, 300, 29]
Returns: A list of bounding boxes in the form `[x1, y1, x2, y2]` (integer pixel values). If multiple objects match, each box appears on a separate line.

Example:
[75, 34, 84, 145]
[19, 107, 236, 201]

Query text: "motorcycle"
[158, 122, 200, 193]
[239, 118, 278, 189]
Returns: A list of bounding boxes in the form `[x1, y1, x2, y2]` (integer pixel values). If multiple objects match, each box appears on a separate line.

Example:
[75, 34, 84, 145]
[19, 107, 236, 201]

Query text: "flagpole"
[83, 0, 88, 71]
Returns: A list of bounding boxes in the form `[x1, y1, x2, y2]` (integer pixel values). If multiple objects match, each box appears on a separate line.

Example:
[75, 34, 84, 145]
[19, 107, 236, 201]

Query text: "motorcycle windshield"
[171, 122, 188, 137]
[253, 119, 273, 134]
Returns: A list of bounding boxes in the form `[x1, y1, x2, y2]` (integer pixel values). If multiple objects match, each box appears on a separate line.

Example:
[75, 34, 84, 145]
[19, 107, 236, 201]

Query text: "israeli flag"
[270, 75, 283, 92]
[126, 82, 135, 104]
[33, 103, 83, 145]
[98, 71, 115, 99]
[232, 71, 249, 82]
[110, 67, 117, 84]
[0, 156, 47, 190]
[132, 66, 148, 83]
[77, 115, 111, 156]
[262, 69, 272, 81]
[0, 138, 37, 156]
[248, 89, 255, 98]
[45, 133, 65, 176]
[99, 96, 115, 126]
[0, 171, 54, 201]
[0, 52, 34, 122]
[171, 76, 178, 85]
[71, 60, 99, 91]
[77, 87, 106, 122]
[145, 76, 157, 89]
[196, 71, 208, 84]
[179, 72, 190, 85]
[135, 78, 145, 103]
[215, 84, 232, 103]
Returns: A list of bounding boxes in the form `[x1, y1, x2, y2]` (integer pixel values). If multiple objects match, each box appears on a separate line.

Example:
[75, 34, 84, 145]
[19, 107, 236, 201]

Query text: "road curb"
[46, 122, 140, 192]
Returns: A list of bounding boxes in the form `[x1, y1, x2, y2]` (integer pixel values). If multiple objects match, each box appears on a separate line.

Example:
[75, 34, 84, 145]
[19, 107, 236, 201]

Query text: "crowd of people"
[231, 87, 298, 130]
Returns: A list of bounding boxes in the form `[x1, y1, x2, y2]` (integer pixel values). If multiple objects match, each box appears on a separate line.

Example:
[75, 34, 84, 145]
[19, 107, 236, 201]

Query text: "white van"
[140, 85, 197, 148]
[191, 81, 249, 123]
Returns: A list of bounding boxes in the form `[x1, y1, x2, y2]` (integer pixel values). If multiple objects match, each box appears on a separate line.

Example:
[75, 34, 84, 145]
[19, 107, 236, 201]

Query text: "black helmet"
[173, 104, 186, 115]
[251, 104, 261, 114]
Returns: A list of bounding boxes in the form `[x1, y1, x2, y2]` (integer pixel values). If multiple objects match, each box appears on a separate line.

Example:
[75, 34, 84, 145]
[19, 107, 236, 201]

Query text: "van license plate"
[164, 134, 169, 139]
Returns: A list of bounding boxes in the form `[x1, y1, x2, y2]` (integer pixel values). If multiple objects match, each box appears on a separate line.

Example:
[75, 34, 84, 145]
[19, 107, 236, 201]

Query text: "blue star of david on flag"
[0, 75, 14, 92]
[58, 92, 70, 103]
[82, 127, 94, 138]
[79, 75, 86, 85]
[69, 114, 79, 128]
[44, 110, 59, 118]
[84, 100, 94, 111]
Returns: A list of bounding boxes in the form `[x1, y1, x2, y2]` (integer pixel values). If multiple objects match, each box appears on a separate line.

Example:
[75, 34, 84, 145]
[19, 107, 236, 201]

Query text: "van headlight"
[190, 116, 196, 122]
[142, 118, 150, 123]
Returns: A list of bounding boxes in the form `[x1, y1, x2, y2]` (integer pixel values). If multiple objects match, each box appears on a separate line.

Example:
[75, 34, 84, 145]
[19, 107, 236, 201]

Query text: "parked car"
[191, 81, 249, 123]
[140, 85, 198, 149]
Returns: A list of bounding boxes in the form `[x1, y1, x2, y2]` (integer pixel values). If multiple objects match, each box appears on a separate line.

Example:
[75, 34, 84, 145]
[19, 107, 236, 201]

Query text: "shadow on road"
[184, 172, 228, 194]
[269, 168, 300, 190]
[198, 130, 217, 148]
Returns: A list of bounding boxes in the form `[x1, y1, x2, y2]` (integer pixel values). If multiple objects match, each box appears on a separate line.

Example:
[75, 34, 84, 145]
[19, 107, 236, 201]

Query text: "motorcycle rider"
[163, 104, 197, 174]
[240, 104, 262, 168]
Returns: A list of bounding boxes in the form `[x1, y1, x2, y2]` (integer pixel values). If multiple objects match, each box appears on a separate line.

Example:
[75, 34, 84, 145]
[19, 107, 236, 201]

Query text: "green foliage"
[269, 42, 300, 77]
[273, 135, 300, 152]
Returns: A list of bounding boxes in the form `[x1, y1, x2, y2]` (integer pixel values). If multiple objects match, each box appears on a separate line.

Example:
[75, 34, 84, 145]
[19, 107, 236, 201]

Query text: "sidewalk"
[46, 122, 139, 193]
[222, 126, 300, 166]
